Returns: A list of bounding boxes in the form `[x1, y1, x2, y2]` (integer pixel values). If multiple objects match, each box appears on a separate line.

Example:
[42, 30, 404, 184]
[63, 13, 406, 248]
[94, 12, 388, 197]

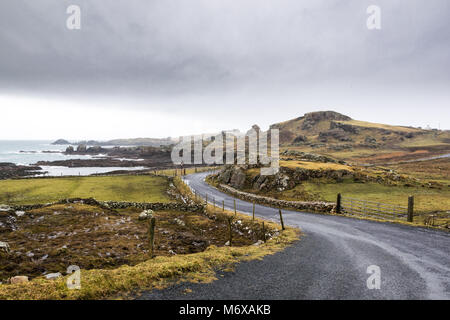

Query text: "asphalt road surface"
[138, 172, 450, 300]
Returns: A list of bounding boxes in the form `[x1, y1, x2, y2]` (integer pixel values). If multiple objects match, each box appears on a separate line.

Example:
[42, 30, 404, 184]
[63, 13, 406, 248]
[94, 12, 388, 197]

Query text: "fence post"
[252, 202, 255, 221]
[222, 200, 225, 211]
[206, 194, 208, 205]
[227, 217, 233, 246]
[234, 199, 236, 215]
[336, 193, 342, 214]
[213, 197, 215, 213]
[278, 209, 285, 230]
[148, 217, 156, 258]
[407, 196, 414, 222]
[262, 222, 266, 243]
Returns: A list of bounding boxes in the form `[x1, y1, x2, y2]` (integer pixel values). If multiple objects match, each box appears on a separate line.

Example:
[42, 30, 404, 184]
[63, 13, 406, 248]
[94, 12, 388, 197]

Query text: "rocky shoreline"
[32, 144, 174, 169]
[0, 163, 44, 180]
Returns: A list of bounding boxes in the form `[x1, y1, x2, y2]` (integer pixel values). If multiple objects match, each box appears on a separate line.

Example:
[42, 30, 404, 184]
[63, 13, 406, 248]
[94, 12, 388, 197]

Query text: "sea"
[0, 140, 145, 176]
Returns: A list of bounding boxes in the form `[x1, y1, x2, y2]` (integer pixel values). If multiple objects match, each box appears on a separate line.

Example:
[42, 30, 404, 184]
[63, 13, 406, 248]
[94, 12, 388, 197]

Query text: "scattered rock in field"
[174, 218, 185, 226]
[0, 241, 10, 253]
[10, 276, 28, 284]
[138, 209, 154, 220]
[253, 240, 264, 246]
[26, 251, 34, 258]
[40, 254, 48, 261]
[0, 205, 11, 212]
[45, 272, 62, 280]
[15, 211, 25, 217]
[225, 241, 230, 246]
[168, 250, 176, 255]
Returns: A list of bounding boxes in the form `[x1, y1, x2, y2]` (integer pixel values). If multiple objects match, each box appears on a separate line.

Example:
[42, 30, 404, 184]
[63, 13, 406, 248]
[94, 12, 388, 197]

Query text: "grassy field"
[0, 176, 298, 300]
[0, 175, 174, 205]
[233, 159, 450, 214]
[155, 166, 218, 177]
[298, 181, 450, 214]
[279, 160, 352, 171]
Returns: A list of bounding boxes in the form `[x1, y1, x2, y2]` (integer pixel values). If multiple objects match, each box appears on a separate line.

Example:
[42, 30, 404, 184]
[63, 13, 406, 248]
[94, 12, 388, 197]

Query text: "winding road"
[139, 172, 450, 300]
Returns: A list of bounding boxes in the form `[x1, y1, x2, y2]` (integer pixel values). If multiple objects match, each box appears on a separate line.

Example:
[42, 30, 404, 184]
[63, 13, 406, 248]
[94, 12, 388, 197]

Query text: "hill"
[52, 137, 175, 147]
[270, 111, 450, 164]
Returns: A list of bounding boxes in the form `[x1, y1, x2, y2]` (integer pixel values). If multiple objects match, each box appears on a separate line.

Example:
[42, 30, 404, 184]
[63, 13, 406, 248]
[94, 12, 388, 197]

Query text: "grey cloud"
[0, 0, 449, 129]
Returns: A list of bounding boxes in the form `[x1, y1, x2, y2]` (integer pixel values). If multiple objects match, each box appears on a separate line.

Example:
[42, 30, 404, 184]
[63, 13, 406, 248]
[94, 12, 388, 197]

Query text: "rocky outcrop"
[329, 121, 360, 134]
[319, 128, 353, 142]
[281, 150, 346, 164]
[301, 111, 352, 130]
[0, 163, 43, 180]
[76, 144, 87, 152]
[218, 166, 247, 189]
[216, 165, 355, 192]
[218, 184, 335, 213]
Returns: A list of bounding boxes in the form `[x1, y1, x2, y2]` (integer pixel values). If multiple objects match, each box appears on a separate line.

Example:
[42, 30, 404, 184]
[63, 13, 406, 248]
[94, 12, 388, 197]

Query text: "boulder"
[229, 167, 246, 189]
[0, 241, 10, 253]
[65, 146, 74, 153]
[10, 276, 29, 284]
[138, 209, 154, 220]
[253, 240, 264, 246]
[45, 272, 62, 280]
[0, 204, 11, 212]
[76, 144, 87, 152]
[365, 136, 377, 144]
[15, 211, 25, 217]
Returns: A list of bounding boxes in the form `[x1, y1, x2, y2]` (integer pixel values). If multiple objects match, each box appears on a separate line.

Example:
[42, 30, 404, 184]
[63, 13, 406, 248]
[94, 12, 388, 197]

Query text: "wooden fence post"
[227, 217, 233, 246]
[206, 194, 208, 205]
[407, 196, 414, 222]
[222, 200, 225, 211]
[234, 199, 236, 215]
[278, 209, 285, 230]
[262, 222, 266, 243]
[148, 217, 156, 258]
[336, 193, 342, 214]
[252, 202, 255, 221]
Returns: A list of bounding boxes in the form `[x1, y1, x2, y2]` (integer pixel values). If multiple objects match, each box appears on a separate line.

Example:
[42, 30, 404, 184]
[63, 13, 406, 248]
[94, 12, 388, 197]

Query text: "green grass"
[300, 181, 450, 214]
[0, 175, 174, 205]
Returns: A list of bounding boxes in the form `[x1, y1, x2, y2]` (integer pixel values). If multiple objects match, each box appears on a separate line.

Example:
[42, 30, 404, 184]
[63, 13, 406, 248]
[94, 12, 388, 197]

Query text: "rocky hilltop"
[270, 110, 427, 146]
[268, 111, 450, 163]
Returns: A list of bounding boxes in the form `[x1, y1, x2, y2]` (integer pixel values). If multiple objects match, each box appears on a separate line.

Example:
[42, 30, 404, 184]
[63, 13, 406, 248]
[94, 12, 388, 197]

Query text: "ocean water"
[0, 140, 93, 165]
[0, 140, 145, 176]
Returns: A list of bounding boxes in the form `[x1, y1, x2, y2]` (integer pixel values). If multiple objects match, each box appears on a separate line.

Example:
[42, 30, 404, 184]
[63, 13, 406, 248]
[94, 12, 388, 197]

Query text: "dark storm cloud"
[0, 0, 449, 135]
[1, 0, 449, 96]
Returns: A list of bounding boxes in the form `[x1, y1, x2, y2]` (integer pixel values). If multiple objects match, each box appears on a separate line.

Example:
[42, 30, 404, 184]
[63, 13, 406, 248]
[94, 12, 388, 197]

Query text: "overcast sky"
[0, 0, 449, 140]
